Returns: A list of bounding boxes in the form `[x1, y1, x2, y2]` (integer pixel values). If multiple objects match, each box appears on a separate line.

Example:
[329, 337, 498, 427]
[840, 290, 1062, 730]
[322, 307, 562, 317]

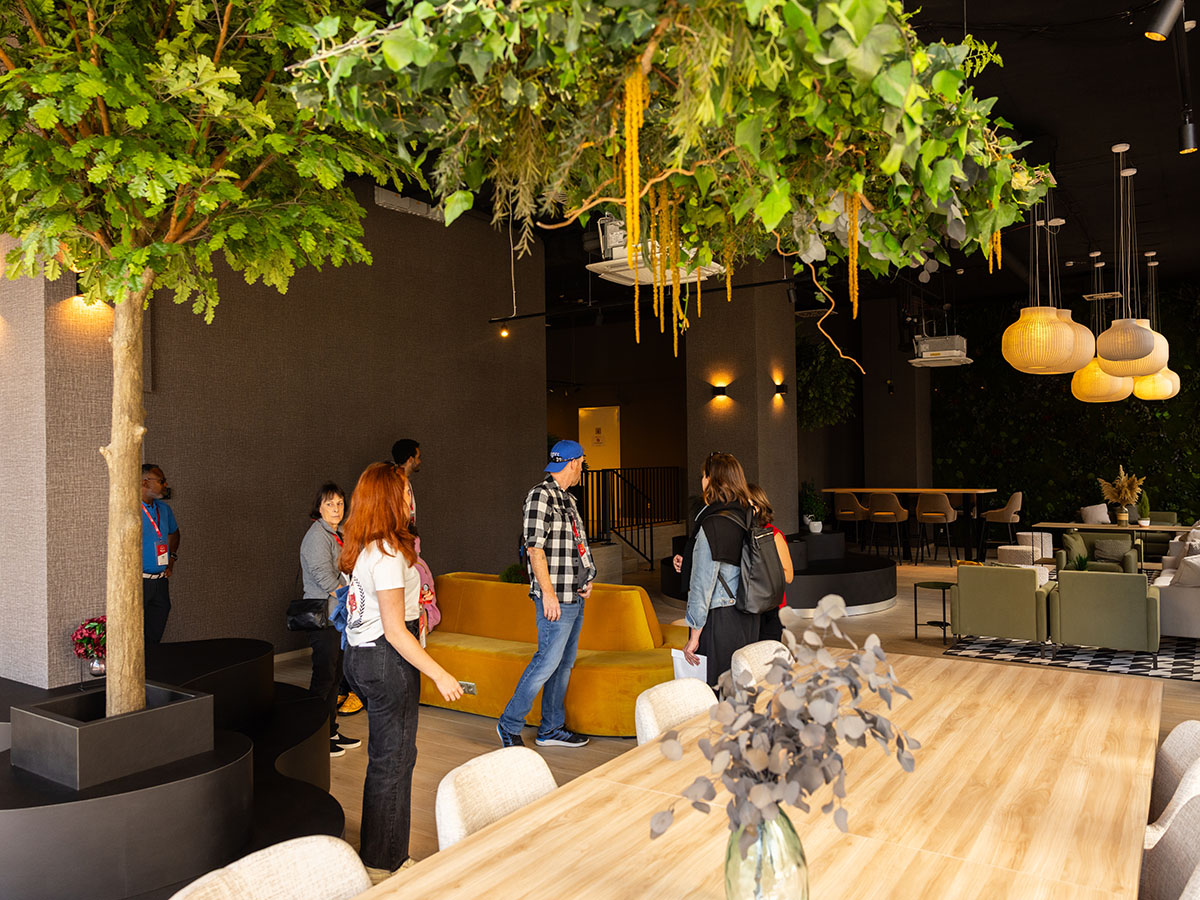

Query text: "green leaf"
[755, 179, 792, 231]
[381, 31, 417, 70]
[459, 44, 493, 83]
[694, 166, 716, 199]
[30, 99, 60, 130]
[443, 189, 474, 225]
[735, 115, 763, 160]
[125, 106, 150, 128]
[931, 68, 964, 98]
[744, 0, 769, 25]
[872, 60, 912, 108]
[312, 16, 341, 40]
[880, 141, 905, 175]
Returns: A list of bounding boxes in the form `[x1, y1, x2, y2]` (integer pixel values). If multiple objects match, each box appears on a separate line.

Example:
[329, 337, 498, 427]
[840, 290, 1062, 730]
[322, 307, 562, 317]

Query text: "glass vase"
[724, 811, 808, 900]
[88, 657, 106, 676]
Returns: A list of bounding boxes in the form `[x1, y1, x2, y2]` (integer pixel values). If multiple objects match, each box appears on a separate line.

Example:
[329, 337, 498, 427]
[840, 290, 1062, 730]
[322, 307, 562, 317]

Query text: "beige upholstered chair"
[168, 835, 370, 900]
[834, 492, 869, 548]
[867, 492, 909, 559]
[1140, 795, 1200, 900]
[978, 491, 1022, 558]
[435, 746, 557, 850]
[915, 492, 959, 564]
[1152, 721, 1200, 822]
[730, 640, 792, 686]
[1148, 758, 1200, 850]
[634, 679, 718, 746]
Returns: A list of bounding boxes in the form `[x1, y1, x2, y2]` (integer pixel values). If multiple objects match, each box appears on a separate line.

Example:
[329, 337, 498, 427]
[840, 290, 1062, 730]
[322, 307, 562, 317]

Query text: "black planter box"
[9, 681, 213, 790]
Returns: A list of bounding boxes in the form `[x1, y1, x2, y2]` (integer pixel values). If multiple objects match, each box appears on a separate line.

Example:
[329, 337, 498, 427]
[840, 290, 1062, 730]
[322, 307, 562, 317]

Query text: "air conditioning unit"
[588, 216, 724, 286]
[909, 334, 972, 367]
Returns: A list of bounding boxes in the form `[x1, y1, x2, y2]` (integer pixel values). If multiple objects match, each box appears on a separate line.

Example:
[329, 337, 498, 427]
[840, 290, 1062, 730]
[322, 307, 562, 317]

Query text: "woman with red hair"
[339, 462, 463, 878]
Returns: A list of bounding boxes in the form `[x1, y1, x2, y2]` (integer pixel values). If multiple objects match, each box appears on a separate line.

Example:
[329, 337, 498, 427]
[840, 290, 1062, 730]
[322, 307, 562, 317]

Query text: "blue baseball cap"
[545, 440, 585, 473]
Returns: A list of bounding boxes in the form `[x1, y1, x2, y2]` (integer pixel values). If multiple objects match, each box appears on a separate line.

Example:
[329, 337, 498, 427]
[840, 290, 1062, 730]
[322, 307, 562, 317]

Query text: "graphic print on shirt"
[347, 575, 366, 633]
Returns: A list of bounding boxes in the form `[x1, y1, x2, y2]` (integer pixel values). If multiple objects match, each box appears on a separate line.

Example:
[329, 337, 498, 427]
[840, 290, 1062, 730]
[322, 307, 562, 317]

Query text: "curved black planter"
[784, 552, 898, 616]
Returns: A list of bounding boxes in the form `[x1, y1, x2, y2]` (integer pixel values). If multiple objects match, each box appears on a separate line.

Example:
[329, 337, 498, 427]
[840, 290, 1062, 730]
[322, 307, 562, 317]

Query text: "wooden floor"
[274, 560, 1200, 862]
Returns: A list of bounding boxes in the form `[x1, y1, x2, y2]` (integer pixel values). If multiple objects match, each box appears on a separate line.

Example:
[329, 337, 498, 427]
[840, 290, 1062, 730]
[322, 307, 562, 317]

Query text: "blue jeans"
[343, 621, 421, 870]
[498, 597, 585, 736]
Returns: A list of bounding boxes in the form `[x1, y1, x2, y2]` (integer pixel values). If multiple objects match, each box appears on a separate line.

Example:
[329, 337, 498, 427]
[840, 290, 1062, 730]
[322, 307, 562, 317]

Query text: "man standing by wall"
[497, 440, 595, 749]
[141, 463, 180, 644]
[391, 439, 421, 530]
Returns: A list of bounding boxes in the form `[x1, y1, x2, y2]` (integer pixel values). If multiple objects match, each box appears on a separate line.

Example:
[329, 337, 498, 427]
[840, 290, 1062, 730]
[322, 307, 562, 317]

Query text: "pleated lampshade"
[1071, 358, 1134, 402]
[1096, 317, 1155, 363]
[1044, 310, 1095, 374]
[1097, 318, 1168, 377]
[1002, 307, 1076, 373]
[1133, 368, 1174, 400]
[1165, 367, 1181, 399]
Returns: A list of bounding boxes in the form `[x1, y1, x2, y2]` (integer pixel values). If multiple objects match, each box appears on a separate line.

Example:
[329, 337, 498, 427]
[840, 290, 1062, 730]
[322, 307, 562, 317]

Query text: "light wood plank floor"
[274, 561, 1200, 861]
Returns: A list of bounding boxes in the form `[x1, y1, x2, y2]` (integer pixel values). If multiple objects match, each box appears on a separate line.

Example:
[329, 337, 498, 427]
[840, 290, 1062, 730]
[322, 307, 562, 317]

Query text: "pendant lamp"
[1165, 368, 1181, 399]
[1128, 257, 1180, 399]
[1134, 368, 1174, 400]
[1096, 145, 1155, 362]
[1051, 309, 1096, 373]
[1072, 358, 1134, 402]
[1097, 317, 1168, 376]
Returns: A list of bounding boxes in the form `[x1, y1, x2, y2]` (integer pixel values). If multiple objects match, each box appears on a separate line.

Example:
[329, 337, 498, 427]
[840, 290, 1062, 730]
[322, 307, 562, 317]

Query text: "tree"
[0, 0, 399, 716]
[290, 0, 1052, 353]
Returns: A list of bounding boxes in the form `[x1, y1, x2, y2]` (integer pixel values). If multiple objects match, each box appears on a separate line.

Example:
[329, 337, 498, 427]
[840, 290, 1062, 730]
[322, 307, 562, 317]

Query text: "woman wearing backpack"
[680, 452, 761, 688]
[339, 462, 464, 879]
[746, 483, 795, 642]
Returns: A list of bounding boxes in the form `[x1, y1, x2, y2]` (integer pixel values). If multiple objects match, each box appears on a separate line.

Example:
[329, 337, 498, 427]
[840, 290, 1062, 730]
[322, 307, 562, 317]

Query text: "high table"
[1034, 521, 1193, 534]
[823, 488, 997, 560]
[364, 654, 1160, 900]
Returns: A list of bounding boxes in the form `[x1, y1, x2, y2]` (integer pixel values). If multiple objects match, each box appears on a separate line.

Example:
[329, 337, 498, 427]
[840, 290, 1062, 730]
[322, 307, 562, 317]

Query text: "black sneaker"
[329, 739, 345, 758]
[497, 723, 525, 748]
[332, 732, 362, 750]
[535, 728, 589, 748]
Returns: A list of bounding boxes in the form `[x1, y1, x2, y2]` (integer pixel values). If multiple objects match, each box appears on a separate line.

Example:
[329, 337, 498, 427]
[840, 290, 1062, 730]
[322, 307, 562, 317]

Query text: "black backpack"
[715, 510, 788, 615]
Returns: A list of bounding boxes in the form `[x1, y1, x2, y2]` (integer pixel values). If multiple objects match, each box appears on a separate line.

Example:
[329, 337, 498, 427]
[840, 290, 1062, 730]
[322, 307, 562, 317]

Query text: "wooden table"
[363, 654, 1161, 900]
[824, 488, 997, 560]
[1035, 521, 1193, 534]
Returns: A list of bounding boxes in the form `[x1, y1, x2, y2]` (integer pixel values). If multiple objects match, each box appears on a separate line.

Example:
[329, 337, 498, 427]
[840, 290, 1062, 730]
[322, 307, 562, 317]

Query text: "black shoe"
[535, 728, 589, 748]
[497, 723, 525, 748]
[332, 732, 362, 750]
[329, 739, 345, 758]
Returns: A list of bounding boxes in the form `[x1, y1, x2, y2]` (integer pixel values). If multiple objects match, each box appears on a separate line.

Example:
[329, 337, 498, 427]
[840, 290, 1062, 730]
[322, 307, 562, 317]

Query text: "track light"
[1182, 106, 1198, 153]
[1147, 0, 1185, 40]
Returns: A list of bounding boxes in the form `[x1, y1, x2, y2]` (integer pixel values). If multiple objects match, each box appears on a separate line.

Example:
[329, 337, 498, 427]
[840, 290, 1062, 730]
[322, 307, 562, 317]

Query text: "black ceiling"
[541, 1, 1200, 322]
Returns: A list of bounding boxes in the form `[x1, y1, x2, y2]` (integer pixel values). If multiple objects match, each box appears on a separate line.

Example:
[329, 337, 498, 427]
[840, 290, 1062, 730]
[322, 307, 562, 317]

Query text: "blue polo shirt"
[142, 500, 178, 574]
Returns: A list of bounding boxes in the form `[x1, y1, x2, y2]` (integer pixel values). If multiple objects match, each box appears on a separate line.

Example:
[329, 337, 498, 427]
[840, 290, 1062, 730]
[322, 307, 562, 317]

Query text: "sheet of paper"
[671, 648, 707, 683]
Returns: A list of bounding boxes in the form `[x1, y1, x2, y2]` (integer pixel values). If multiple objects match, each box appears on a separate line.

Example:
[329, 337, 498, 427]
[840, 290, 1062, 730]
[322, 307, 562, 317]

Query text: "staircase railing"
[576, 466, 682, 568]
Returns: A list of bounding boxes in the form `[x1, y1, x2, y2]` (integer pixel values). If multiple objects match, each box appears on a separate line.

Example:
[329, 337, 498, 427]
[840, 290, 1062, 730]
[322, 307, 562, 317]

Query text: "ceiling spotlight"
[1089, 250, 1103, 258]
[1145, 250, 1158, 257]
[955, 268, 964, 275]
[1146, 0, 1185, 41]
[1181, 106, 1198, 154]
[1048, 217, 1066, 227]
[1065, 261, 1075, 267]
[499, 326, 510, 338]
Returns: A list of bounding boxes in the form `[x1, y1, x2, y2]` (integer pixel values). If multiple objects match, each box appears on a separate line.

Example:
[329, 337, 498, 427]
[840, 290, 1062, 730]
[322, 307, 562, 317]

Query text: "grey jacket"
[300, 519, 345, 607]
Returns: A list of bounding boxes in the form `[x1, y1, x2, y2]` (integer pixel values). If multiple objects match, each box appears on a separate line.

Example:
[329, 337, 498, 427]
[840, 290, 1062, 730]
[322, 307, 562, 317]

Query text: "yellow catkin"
[696, 262, 702, 319]
[658, 185, 669, 333]
[649, 186, 659, 320]
[621, 69, 649, 344]
[671, 192, 682, 357]
[986, 232, 994, 274]
[724, 243, 733, 302]
[846, 191, 860, 320]
[995, 230, 1002, 270]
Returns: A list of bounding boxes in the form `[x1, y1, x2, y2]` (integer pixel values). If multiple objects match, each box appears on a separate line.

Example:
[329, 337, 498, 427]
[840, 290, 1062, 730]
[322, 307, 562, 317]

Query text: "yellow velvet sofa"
[418, 572, 688, 737]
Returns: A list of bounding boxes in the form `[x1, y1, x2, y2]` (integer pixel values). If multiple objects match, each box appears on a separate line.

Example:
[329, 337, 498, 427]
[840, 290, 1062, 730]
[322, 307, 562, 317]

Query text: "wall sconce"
[499, 325, 510, 338]
[712, 385, 728, 398]
[773, 383, 789, 396]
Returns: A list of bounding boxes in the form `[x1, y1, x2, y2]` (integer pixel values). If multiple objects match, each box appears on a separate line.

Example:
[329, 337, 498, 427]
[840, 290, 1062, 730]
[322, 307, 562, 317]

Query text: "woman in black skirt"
[680, 452, 761, 689]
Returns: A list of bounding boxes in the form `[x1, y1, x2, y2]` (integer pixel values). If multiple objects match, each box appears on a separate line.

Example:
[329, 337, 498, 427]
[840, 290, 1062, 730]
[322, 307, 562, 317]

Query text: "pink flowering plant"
[71, 616, 106, 660]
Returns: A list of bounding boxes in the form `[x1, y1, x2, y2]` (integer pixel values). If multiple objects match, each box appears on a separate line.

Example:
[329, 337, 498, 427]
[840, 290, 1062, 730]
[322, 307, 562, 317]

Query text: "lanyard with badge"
[142, 502, 169, 566]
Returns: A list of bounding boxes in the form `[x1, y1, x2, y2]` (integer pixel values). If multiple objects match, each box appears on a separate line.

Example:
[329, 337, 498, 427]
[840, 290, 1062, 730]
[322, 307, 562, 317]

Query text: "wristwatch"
[169, 552, 178, 561]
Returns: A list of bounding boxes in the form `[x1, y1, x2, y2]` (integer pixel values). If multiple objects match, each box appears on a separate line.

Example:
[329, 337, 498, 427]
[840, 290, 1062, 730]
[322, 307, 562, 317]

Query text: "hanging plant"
[796, 332, 858, 431]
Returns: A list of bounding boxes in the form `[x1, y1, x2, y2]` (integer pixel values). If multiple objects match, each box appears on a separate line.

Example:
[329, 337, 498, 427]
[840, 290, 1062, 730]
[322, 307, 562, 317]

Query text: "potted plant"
[650, 596, 917, 899]
[1137, 489, 1152, 527]
[798, 483, 828, 533]
[1098, 466, 1145, 526]
[72, 616, 107, 677]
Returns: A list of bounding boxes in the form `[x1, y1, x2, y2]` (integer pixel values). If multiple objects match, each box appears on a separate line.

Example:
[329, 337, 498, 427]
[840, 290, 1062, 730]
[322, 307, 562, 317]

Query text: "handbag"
[286, 596, 330, 631]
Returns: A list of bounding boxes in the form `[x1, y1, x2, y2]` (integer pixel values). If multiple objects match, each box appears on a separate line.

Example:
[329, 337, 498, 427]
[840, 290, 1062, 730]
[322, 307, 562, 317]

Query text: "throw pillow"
[1171, 556, 1200, 587]
[1092, 539, 1131, 562]
[1080, 503, 1111, 525]
[1061, 532, 1087, 566]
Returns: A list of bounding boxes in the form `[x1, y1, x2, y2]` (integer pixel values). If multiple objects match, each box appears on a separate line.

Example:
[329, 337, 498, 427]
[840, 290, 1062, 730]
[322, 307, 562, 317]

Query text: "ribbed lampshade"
[1071, 358, 1134, 402]
[1133, 368, 1174, 401]
[1097, 318, 1168, 377]
[1002, 307, 1076, 373]
[1096, 317, 1155, 362]
[1044, 310, 1095, 374]
[1165, 367, 1181, 399]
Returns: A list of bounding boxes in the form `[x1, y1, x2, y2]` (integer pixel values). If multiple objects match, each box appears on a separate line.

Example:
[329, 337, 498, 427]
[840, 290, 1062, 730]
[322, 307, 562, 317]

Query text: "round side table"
[914, 580, 955, 645]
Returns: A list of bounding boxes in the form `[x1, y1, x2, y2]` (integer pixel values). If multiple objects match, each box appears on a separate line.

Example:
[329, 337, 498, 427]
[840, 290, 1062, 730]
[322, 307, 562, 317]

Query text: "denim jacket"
[686, 528, 741, 630]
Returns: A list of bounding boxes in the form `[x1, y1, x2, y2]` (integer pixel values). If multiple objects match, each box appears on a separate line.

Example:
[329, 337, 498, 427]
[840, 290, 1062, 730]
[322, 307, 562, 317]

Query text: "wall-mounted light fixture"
[712, 384, 728, 398]
[499, 326, 510, 338]
[774, 382, 789, 396]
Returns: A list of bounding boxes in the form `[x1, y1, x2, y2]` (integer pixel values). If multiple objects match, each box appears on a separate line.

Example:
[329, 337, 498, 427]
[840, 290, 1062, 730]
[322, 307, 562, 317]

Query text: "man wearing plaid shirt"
[497, 440, 596, 749]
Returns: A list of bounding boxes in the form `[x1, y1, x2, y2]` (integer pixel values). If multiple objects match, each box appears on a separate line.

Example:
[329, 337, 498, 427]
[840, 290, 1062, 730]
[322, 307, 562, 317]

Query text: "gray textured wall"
[3, 189, 546, 686]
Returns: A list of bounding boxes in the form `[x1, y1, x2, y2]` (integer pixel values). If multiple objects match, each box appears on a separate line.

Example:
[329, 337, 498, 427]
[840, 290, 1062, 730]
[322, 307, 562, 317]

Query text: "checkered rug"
[944, 635, 1200, 682]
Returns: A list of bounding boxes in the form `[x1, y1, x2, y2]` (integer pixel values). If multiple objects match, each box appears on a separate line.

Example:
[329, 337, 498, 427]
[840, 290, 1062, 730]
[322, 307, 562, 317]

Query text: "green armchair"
[1048, 571, 1160, 654]
[1054, 531, 1139, 574]
[1142, 511, 1179, 563]
[950, 565, 1049, 642]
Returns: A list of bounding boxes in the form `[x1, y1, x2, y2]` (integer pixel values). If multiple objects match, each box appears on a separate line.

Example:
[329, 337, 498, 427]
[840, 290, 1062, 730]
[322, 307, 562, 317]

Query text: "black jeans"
[307, 626, 343, 737]
[143, 578, 171, 644]
[343, 621, 421, 870]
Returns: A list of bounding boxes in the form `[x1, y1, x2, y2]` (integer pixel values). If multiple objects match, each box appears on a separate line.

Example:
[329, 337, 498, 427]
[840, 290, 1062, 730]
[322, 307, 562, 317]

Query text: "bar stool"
[867, 492, 909, 559]
[915, 492, 959, 564]
[834, 492, 869, 550]
[977, 491, 1022, 560]
[914, 580, 954, 644]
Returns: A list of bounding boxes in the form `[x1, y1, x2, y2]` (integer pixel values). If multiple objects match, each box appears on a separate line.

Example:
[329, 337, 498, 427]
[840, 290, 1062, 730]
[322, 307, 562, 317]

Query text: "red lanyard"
[569, 513, 587, 559]
[141, 502, 162, 539]
[333, 532, 343, 547]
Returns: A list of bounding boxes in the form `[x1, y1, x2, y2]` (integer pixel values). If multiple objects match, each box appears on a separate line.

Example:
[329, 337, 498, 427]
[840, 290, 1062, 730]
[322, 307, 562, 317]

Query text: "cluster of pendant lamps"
[1000, 143, 1179, 402]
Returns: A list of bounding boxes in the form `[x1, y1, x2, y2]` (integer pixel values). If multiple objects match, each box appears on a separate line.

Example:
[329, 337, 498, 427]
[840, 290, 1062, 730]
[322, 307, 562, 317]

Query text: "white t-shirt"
[345, 541, 420, 646]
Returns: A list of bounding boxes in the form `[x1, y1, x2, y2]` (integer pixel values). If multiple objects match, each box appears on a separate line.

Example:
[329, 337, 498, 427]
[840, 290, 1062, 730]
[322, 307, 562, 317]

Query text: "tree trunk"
[101, 269, 154, 717]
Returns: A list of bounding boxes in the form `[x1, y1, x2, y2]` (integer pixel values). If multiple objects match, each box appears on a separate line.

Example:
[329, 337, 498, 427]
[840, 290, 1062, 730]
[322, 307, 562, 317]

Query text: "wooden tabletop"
[1035, 521, 1193, 533]
[363, 654, 1161, 900]
[822, 487, 997, 495]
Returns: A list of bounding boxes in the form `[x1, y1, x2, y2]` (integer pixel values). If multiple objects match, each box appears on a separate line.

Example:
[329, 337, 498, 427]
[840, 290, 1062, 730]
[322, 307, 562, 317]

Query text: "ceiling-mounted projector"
[909, 334, 972, 367]
[587, 215, 724, 286]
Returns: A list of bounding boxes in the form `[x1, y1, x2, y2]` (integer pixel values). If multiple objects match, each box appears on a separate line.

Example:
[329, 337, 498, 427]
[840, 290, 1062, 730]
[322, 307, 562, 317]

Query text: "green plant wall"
[930, 281, 1200, 525]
